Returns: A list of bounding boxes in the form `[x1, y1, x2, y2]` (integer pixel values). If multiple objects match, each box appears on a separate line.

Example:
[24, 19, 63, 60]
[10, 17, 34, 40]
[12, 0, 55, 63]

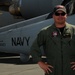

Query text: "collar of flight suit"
[47, 22, 73, 45]
[51, 22, 71, 31]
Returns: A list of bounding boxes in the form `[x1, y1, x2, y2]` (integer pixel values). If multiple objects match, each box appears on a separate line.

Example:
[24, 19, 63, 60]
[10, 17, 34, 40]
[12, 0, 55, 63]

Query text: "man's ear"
[65, 14, 67, 19]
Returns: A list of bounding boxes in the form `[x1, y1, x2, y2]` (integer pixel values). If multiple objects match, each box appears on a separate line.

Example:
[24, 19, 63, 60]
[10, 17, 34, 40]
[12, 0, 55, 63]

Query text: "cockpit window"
[65, 0, 75, 15]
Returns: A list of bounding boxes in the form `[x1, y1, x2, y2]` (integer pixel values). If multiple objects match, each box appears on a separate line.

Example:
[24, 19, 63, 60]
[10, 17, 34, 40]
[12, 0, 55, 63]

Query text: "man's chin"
[58, 21, 65, 24]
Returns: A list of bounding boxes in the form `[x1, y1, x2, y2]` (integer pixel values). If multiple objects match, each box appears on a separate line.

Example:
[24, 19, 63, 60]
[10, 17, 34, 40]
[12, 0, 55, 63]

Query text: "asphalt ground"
[0, 53, 44, 75]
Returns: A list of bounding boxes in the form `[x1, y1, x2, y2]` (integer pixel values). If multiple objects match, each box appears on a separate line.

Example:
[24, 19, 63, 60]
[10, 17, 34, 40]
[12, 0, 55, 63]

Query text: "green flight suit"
[31, 23, 75, 75]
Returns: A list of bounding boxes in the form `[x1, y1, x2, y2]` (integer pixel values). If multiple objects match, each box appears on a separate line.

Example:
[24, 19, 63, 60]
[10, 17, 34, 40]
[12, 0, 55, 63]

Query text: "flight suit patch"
[52, 31, 58, 37]
[63, 33, 71, 38]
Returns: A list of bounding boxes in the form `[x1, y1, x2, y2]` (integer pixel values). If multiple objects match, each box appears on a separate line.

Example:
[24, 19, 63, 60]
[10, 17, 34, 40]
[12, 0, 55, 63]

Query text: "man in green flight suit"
[30, 5, 75, 75]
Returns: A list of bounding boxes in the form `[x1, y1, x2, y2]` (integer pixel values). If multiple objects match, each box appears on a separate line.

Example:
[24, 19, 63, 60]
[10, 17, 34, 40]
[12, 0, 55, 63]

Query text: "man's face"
[53, 10, 67, 24]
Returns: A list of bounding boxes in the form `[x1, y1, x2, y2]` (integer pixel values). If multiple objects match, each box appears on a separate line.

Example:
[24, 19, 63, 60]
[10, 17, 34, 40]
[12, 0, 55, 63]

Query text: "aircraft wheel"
[20, 53, 29, 62]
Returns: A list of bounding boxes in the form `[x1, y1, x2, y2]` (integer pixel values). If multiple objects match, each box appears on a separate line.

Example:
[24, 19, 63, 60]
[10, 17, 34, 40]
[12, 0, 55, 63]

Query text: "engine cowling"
[9, 0, 62, 19]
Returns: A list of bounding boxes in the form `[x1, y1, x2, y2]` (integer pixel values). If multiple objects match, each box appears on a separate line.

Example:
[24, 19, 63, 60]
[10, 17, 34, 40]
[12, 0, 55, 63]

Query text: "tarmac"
[0, 54, 44, 75]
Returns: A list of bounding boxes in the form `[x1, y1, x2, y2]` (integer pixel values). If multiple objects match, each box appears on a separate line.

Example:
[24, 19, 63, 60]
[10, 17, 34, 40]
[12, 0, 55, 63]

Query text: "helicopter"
[0, 0, 75, 62]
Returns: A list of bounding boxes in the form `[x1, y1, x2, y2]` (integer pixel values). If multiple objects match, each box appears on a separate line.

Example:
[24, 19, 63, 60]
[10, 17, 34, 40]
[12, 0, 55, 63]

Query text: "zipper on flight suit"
[59, 30, 63, 75]
[61, 35, 63, 75]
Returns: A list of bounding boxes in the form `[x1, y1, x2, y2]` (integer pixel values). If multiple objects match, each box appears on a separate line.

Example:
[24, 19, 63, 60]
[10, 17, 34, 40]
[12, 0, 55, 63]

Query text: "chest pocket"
[62, 27, 73, 45]
[62, 33, 72, 44]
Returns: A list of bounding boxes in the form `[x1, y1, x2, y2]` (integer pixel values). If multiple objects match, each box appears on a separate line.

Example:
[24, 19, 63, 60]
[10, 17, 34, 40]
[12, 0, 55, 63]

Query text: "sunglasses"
[54, 12, 66, 16]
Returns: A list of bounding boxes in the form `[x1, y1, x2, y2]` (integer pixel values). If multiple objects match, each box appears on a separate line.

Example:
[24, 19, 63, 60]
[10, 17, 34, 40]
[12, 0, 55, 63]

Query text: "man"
[30, 5, 75, 75]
